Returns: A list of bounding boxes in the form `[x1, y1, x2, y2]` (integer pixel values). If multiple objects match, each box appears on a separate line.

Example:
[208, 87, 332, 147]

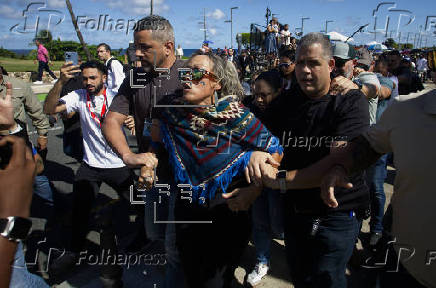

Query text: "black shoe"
[369, 232, 382, 247]
[100, 276, 123, 288]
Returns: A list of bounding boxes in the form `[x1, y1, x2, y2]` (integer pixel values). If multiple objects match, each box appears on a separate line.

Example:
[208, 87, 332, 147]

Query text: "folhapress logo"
[9, 2, 65, 39]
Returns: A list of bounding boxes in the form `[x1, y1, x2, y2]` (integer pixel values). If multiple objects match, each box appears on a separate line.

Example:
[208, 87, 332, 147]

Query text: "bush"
[0, 47, 17, 58]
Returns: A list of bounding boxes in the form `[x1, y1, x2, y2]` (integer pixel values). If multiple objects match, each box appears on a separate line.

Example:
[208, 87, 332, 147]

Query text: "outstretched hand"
[0, 83, 14, 131]
[320, 165, 353, 208]
[0, 136, 36, 218]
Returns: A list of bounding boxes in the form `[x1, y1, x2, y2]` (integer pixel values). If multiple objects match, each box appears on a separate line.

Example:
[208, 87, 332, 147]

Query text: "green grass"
[37, 93, 47, 101]
[0, 57, 64, 72]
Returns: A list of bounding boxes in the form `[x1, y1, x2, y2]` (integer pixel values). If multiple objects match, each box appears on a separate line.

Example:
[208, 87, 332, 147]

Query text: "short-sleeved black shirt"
[270, 87, 370, 213]
[109, 60, 185, 151]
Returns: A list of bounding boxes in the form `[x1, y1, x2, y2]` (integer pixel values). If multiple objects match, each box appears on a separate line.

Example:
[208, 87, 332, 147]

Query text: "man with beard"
[44, 60, 134, 288]
[102, 15, 185, 288]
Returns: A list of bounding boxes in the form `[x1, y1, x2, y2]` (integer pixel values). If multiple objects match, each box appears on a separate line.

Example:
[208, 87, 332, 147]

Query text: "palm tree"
[65, 0, 92, 60]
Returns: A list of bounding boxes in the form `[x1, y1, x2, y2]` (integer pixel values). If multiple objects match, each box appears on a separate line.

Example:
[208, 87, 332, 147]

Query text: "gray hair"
[134, 15, 174, 45]
[296, 32, 332, 61]
[190, 51, 244, 99]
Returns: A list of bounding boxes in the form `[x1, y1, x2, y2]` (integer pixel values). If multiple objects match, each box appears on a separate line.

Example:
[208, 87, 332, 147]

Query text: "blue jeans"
[284, 210, 361, 288]
[10, 243, 49, 288]
[33, 175, 54, 204]
[143, 183, 184, 288]
[251, 188, 284, 264]
[366, 154, 388, 233]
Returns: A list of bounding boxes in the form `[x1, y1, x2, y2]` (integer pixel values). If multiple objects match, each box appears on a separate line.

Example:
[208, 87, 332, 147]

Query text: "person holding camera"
[43, 60, 137, 288]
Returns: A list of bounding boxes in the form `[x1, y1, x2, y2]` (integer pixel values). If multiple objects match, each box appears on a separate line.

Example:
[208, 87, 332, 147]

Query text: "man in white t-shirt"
[43, 60, 135, 287]
[97, 43, 125, 93]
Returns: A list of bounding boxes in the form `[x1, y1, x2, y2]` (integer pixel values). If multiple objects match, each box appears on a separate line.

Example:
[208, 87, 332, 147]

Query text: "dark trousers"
[175, 195, 250, 288]
[37, 60, 57, 81]
[284, 210, 361, 288]
[71, 163, 134, 279]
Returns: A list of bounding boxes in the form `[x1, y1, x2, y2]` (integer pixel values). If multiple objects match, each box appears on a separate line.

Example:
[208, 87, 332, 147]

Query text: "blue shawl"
[159, 95, 283, 204]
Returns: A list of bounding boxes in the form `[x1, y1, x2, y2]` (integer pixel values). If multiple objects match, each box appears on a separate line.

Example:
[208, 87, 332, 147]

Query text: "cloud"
[207, 9, 225, 20]
[0, 4, 23, 19]
[209, 28, 217, 35]
[47, 0, 66, 8]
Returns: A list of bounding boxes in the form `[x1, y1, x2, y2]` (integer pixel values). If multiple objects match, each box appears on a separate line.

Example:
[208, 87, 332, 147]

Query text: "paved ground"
[23, 83, 435, 287]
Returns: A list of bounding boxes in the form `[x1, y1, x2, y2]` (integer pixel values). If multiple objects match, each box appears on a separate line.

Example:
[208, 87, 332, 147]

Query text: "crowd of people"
[1, 13, 436, 288]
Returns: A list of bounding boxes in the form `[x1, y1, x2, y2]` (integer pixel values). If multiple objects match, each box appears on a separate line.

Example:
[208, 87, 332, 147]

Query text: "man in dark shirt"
[387, 50, 413, 95]
[102, 15, 184, 287]
[253, 32, 370, 288]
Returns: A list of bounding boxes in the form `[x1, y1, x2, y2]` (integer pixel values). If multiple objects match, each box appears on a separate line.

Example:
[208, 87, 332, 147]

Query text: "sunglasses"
[179, 68, 217, 83]
[279, 62, 293, 68]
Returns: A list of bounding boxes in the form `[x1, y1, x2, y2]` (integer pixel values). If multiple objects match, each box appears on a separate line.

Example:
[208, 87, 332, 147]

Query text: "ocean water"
[9, 49, 33, 56]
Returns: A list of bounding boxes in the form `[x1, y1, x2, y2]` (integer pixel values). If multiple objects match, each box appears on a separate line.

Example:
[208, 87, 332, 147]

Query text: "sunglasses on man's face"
[179, 68, 217, 82]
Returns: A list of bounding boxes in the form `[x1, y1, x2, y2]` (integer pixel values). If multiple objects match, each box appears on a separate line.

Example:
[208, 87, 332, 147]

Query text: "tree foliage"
[238, 33, 250, 48]
[0, 47, 18, 58]
[383, 38, 398, 49]
[35, 29, 53, 44]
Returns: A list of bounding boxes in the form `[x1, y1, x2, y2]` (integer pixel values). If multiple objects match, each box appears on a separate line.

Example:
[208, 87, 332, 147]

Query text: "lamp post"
[325, 20, 333, 34]
[301, 17, 310, 37]
[199, 8, 207, 42]
[225, 7, 239, 49]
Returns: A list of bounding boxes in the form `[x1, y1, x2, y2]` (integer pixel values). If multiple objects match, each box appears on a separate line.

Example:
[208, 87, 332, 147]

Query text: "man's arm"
[43, 63, 80, 114]
[111, 61, 126, 91]
[361, 83, 379, 99]
[0, 83, 14, 131]
[260, 135, 382, 191]
[378, 86, 392, 100]
[43, 79, 67, 115]
[102, 111, 158, 168]
[102, 111, 130, 157]
[0, 136, 36, 288]
[22, 82, 50, 151]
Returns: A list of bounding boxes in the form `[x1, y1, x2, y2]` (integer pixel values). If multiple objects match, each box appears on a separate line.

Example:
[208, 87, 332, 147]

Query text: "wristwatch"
[276, 170, 287, 194]
[355, 79, 363, 90]
[0, 217, 32, 242]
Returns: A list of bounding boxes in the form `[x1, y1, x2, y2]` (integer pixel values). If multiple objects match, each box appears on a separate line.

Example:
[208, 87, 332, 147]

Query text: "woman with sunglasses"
[142, 51, 283, 287]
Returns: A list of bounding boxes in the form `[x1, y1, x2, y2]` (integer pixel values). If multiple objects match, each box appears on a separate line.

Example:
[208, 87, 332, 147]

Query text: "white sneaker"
[33, 80, 43, 84]
[246, 263, 269, 286]
[51, 79, 58, 84]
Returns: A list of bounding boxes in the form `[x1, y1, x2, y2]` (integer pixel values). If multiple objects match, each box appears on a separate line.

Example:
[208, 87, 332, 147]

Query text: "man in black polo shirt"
[252, 32, 370, 288]
[102, 15, 184, 288]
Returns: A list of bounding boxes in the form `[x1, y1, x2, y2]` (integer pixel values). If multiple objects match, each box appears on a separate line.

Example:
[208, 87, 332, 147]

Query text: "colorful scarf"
[159, 95, 283, 203]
